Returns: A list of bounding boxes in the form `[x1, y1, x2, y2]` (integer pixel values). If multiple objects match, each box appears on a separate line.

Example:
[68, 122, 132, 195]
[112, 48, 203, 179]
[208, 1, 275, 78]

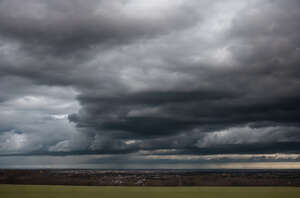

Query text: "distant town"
[1, 169, 300, 186]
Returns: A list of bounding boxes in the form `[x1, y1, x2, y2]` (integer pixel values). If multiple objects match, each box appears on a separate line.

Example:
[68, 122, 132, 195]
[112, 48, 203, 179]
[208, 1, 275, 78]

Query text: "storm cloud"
[1, 0, 300, 168]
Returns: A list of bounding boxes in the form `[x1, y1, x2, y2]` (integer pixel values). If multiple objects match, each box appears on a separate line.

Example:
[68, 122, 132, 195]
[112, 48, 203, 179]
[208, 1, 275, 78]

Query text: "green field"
[1, 185, 300, 198]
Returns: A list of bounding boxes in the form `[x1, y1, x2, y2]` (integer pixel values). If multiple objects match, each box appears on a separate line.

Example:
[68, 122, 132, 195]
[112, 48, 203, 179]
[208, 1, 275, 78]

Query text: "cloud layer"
[0, 0, 300, 167]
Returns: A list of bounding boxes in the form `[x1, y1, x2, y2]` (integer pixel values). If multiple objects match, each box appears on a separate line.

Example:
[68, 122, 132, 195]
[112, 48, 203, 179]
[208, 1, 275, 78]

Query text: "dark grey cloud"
[1, 0, 300, 167]
[0, 0, 201, 56]
[67, 0, 300, 156]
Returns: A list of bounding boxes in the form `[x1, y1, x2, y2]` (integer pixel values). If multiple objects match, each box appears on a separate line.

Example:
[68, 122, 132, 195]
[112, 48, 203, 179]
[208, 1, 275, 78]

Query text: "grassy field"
[1, 185, 300, 198]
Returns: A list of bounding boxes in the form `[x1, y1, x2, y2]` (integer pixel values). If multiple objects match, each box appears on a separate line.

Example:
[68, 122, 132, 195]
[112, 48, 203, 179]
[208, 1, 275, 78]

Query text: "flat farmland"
[1, 185, 300, 198]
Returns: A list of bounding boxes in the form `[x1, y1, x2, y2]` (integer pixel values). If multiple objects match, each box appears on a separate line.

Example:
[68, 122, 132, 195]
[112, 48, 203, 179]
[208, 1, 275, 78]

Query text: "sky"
[0, 0, 300, 169]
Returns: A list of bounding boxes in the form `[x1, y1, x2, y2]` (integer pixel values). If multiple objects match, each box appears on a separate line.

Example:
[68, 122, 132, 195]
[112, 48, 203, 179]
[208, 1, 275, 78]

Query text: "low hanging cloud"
[0, 0, 300, 167]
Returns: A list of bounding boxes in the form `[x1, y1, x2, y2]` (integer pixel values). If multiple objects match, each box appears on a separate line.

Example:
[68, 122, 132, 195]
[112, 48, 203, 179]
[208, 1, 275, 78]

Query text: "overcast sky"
[1, 0, 300, 169]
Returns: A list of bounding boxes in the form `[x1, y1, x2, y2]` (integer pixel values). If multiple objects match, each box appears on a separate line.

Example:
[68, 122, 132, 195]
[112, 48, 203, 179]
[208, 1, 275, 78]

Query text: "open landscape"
[1, 0, 300, 197]
[1, 169, 300, 197]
